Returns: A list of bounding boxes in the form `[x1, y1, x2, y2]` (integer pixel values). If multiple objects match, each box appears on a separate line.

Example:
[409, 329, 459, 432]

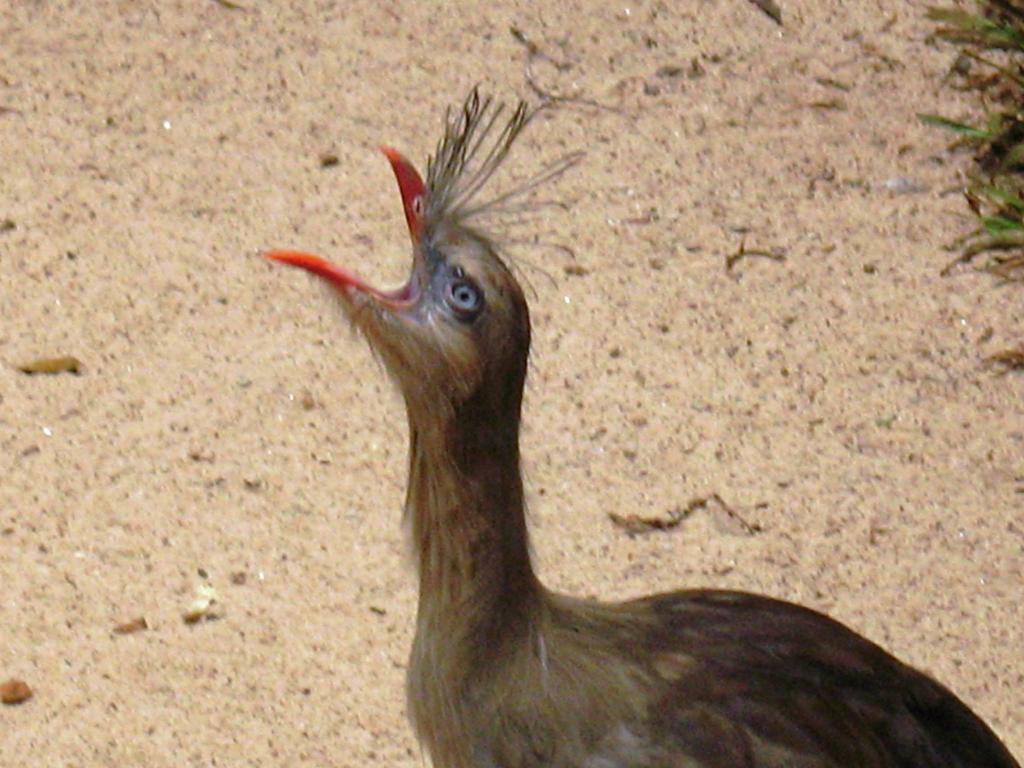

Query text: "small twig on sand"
[726, 239, 787, 273]
[985, 345, 1024, 374]
[16, 356, 83, 375]
[509, 26, 620, 113]
[941, 231, 1024, 276]
[609, 493, 762, 537]
[986, 253, 1024, 281]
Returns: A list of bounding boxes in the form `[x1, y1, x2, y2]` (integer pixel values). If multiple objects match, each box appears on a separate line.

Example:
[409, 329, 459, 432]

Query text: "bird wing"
[626, 589, 1019, 768]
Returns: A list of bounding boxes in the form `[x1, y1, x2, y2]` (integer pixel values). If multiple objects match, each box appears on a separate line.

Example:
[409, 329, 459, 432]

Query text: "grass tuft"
[925, 1, 1024, 281]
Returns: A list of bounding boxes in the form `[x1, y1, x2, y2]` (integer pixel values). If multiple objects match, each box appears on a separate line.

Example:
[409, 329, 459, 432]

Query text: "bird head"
[268, 90, 558, 413]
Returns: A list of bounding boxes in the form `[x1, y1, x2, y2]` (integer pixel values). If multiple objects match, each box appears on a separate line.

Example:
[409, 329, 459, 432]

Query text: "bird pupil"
[447, 277, 481, 318]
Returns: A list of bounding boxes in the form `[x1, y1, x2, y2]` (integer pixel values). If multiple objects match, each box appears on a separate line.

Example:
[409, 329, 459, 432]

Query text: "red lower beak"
[266, 249, 417, 308]
[266, 250, 373, 292]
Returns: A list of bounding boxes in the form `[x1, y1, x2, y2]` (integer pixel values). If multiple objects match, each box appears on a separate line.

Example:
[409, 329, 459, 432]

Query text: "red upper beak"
[379, 146, 426, 244]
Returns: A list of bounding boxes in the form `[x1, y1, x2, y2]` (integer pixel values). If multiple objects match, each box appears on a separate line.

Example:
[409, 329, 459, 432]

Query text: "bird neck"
[404, 387, 541, 648]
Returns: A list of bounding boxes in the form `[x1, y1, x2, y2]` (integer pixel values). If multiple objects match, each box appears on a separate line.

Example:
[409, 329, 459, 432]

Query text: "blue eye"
[446, 278, 483, 319]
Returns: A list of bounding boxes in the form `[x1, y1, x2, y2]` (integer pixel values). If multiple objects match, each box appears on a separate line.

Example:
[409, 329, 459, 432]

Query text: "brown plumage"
[267, 89, 1019, 768]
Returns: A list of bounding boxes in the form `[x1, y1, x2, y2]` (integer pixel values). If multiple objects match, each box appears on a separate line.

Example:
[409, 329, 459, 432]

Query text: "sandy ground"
[1, 1, 1021, 765]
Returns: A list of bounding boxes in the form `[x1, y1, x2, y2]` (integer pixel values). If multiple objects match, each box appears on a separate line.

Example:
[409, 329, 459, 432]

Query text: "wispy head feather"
[423, 88, 582, 234]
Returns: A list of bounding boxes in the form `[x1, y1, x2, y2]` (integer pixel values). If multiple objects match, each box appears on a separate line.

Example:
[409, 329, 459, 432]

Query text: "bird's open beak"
[266, 147, 428, 309]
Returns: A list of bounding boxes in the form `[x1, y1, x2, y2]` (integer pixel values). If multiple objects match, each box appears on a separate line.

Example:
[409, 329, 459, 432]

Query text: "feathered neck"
[403, 382, 541, 645]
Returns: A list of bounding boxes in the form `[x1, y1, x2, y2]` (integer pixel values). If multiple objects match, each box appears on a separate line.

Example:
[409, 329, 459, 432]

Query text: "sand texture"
[1, 1, 1021, 765]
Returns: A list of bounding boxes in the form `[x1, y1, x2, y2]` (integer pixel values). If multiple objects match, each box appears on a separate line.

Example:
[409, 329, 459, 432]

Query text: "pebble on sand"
[1, 679, 33, 705]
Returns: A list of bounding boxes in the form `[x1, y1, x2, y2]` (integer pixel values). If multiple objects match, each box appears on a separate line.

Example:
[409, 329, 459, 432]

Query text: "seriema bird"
[267, 89, 1019, 768]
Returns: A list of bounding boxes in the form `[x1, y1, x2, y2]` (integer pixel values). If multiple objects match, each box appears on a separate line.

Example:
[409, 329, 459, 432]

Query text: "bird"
[267, 89, 1019, 768]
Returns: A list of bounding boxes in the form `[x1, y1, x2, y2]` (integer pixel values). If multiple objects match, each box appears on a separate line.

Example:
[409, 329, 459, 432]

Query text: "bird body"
[268, 90, 1019, 768]
[410, 585, 1018, 768]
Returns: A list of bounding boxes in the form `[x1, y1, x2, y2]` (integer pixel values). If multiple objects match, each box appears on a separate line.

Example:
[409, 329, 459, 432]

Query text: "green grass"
[922, 1, 1024, 281]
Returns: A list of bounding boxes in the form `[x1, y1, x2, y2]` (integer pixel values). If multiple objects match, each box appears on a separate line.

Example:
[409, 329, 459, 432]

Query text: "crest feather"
[423, 88, 581, 234]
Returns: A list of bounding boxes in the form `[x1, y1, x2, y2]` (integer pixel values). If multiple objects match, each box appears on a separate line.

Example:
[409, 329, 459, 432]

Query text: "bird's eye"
[445, 278, 483, 320]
